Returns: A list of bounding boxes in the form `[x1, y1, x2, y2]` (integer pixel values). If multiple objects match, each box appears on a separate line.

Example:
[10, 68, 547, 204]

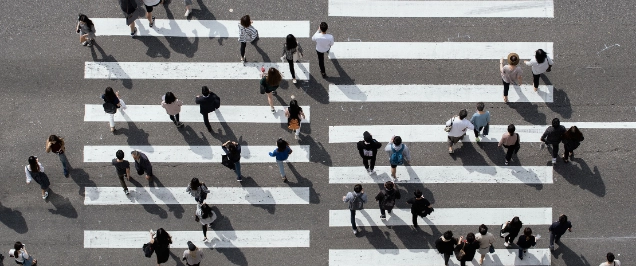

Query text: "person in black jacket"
[222, 140, 243, 181]
[375, 181, 401, 219]
[540, 118, 566, 164]
[562, 126, 584, 163]
[195, 86, 220, 132]
[502, 216, 523, 247]
[406, 189, 433, 228]
[455, 232, 480, 266]
[357, 131, 382, 174]
[516, 227, 537, 260]
[435, 230, 458, 266]
[149, 228, 172, 265]
[549, 214, 572, 250]
[131, 150, 153, 180]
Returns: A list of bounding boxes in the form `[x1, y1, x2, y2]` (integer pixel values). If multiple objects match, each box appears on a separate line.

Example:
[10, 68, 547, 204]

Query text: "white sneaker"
[280, 56, 285, 62]
[353, 229, 358, 235]
[369, 170, 376, 175]
[552, 158, 557, 164]
[184, 9, 191, 16]
[124, 190, 129, 195]
[476, 137, 481, 142]
[43, 191, 49, 199]
[504, 242, 509, 247]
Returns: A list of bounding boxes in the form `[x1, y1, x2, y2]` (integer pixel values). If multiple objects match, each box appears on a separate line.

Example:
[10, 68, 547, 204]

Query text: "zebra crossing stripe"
[329, 249, 551, 265]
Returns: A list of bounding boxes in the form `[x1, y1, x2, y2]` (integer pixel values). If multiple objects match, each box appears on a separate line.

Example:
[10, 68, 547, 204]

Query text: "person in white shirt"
[599, 252, 621, 266]
[446, 109, 475, 154]
[311, 22, 334, 78]
[524, 49, 554, 92]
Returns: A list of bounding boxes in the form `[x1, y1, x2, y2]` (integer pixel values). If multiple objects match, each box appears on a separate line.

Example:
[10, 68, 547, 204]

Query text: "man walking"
[357, 131, 382, 174]
[131, 150, 153, 180]
[112, 150, 131, 195]
[375, 181, 401, 219]
[195, 86, 220, 132]
[540, 118, 566, 164]
[549, 214, 572, 250]
[311, 22, 334, 78]
[343, 184, 367, 235]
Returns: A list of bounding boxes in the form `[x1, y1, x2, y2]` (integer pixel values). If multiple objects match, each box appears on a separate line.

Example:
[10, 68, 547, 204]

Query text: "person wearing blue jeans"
[46, 135, 69, 177]
[342, 184, 367, 235]
[269, 138, 292, 182]
[222, 141, 243, 181]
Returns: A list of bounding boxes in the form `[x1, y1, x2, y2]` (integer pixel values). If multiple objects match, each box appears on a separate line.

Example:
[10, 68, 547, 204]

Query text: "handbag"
[259, 84, 266, 94]
[142, 242, 154, 258]
[454, 241, 466, 260]
[221, 155, 235, 170]
[489, 244, 495, 253]
[444, 117, 454, 132]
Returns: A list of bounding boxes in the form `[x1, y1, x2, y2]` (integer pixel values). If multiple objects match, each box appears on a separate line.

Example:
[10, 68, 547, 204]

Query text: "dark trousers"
[362, 156, 376, 170]
[316, 50, 326, 74]
[502, 79, 510, 96]
[549, 232, 562, 246]
[443, 253, 451, 265]
[547, 143, 559, 159]
[533, 74, 541, 89]
[505, 231, 519, 243]
[202, 223, 212, 237]
[379, 202, 391, 216]
[202, 113, 211, 131]
[350, 210, 357, 230]
[117, 174, 128, 191]
[240, 42, 247, 58]
[563, 146, 576, 161]
[287, 59, 296, 79]
[474, 125, 489, 137]
[169, 113, 180, 124]
[412, 213, 419, 226]
[503, 144, 520, 162]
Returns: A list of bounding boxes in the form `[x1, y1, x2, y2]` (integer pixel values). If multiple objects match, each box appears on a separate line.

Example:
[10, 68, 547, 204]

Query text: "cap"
[187, 241, 196, 251]
[363, 131, 372, 143]
[507, 53, 520, 66]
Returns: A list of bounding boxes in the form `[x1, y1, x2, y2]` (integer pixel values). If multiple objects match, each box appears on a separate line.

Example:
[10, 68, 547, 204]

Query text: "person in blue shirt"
[269, 138, 293, 182]
[469, 102, 490, 142]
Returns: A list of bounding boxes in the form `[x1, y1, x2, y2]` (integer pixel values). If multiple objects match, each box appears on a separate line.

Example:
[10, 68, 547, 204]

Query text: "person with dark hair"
[406, 189, 432, 228]
[161, 92, 184, 128]
[118, 0, 138, 36]
[195, 86, 220, 132]
[499, 52, 523, 103]
[524, 49, 554, 92]
[498, 124, 520, 165]
[469, 102, 490, 142]
[112, 150, 131, 195]
[149, 228, 172, 265]
[502, 216, 523, 247]
[285, 95, 306, 139]
[260, 68, 282, 112]
[186, 178, 210, 204]
[541, 118, 566, 164]
[46, 135, 69, 177]
[374, 181, 401, 219]
[455, 233, 480, 266]
[312, 22, 334, 78]
[475, 224, 495, 264]
[76, 14, 96, 46]
[238, 15, 258, 63]
[549, 214, 572, 250]
[222, 140, 243, 181]
[435, 231, 458, 266]
[10, 242, 37, 266]
[516, 227, 537, 260]
[384, 135, 411, 181]
[343, 184, 367, 235]
[269, 138, 293, 182]
[600, 252, 621, 266]
[562, 126, 584, 163]
[131, 150, 153, 180]
[446, 109, 475, 154]
[182, 241, 204, 266]
[25, 156, 50, 200]
[101, 87, 127, 132]
[195, 203, 217, 241]
[142, 0, 162, 28]
[281, 34, 304, 84]
[357, 131, 382, 174]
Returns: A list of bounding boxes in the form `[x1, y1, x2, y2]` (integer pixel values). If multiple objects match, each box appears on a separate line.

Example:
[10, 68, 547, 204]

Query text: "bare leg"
[390, 167, 396, 178]
[267, 93, 274, 110]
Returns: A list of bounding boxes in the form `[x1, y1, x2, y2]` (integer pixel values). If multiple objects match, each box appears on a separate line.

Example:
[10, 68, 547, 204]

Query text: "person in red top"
[46, 135, 69, 177]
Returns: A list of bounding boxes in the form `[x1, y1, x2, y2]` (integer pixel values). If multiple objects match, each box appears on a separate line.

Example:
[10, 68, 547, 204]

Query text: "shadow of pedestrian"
[551, 242, 592, 266]
[237, 177, 275, 214]
[129, 177, 169, 219]
[508, 102, 548, 125]
[149, 176, 185, 219]
[542, 75, 572, 119]
[68, 167, 98, 199]
[178, 125, 212, 159]
[554, 158, 605, 197]
[302, 76, 330, 104]
[168, 251, 186, 266]
[298, 134, 332, 166]
[45, 189, 78, 218]
[285, 162, 320, 204]
[0, 201, 28, 234]
[89, 42, 134, 89]
[163, 4, 199, 58]
[135, 35, 172, 59]
[251, 38, 270, 62]
[193, 0, 228, 45]
[357, 210, 399, 249]
[204, 210, 248, 265]
[115, 118, 154, 153]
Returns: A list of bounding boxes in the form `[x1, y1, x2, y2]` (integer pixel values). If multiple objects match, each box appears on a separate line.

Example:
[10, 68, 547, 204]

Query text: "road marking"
[329, 123, 636, 143]
[329, 166, 552, 184]
[92, 18, 310, 38]
[83, 145, 310, 163]
[329, 208, 552, 227]
[84, 105, 311, 123]
[84, 62, 310, 80]
[328, 0, 554, 18]
[329, 84, 553, 103]
[328, 42, 553, 60]
[84, 230, 310, 248]
[84, 187, 309, 205]
[329, 249, 550, 265]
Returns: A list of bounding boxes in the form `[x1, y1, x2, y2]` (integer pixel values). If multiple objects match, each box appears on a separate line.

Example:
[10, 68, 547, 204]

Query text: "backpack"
[382, 191, 396, 210]
[210, 93, 221, 110]
[389, 145, 404, 165]
[103, 102, 117, 114]
[349, 193, 364, 210]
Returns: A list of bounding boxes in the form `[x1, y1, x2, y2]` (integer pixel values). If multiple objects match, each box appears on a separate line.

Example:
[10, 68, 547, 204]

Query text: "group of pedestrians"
[500, 49, 553, 103]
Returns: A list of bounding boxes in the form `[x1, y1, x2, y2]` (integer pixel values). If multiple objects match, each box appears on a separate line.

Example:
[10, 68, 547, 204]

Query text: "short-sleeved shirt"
[112, 159, 130, 175]
[550, 221, 572, 235]
[501, 65, 523, 85]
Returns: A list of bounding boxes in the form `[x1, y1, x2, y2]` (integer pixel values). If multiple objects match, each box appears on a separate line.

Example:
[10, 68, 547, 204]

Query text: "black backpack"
[210, 93, 221, 110]
[382, 192, 396, 210]
[350, 193, 364, 210]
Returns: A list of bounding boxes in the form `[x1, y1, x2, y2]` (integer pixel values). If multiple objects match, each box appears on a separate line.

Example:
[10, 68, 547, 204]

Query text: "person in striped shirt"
[238, 15, 259, 63]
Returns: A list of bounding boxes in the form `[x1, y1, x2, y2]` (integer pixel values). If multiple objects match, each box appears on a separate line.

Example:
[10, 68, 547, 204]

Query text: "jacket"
[186, 184, 210, 199]
[549, 221, 572, 236]
[563, 135, 584, 150]
[195, 94, 218, 114]
[343, 191, 368, 209]
[161, 99, 183, 116]
[541, 125, 566, 144]
[222, 144, 242, 162]
[269, 146, 292, 161]
[435, 236, 457, 255]
[406, 197, 431, 216]
[455, 240, 479, 261]
[357, 139, 382, 158]
[134, 152, 153, 176]
[375, 189, 401, 206]
[516, 235, 536, 249]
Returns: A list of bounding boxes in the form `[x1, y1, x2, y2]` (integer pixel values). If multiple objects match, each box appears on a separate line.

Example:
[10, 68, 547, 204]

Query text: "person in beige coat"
[475, 224, 495, 265]
[161, 92, 184, 128]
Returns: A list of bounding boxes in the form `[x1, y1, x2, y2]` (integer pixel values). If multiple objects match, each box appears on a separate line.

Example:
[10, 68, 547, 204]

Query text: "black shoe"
[149, 16, 155, 27]
[207, 128, 213, 132]
[131, 27, 137, 37]
[321, 72, 327, 78]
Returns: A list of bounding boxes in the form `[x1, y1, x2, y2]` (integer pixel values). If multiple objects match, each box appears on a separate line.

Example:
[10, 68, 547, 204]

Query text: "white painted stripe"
[329, 208, 552, 227]
[85, 230, 310, 248]
[92, 18, 310, 38]
[84, 105, 311, 123]
[329, 249, 551, 266]
[329, 123, 636, 143]
[329, 84, 553, 103]
[329, 166, 552, 184]
[328, 42, 553, 60]
[83, 145, 309, 163]
[328, 0, 554, 18]
[84, 187, 309, 205]
[84, 62, 310, 80]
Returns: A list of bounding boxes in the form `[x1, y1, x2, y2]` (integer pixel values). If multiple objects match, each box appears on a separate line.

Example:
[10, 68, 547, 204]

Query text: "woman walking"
[384, 136, 411, 180]
[186, 178, 210, 204]
[499, 53, 523, 103]
[446, 109, 475, 154]
[524, 49, 553, 92]
[238, 15, 258, 63]
[502, 216, 523, 247]
[25, 156, 50, 200]
[143, 0, 162, 28]
[101, 87, 126, 132]
[269, 138, 293, 182]
[76, 14, 96, 47]
[222, 140, 243, 181]
[498, 124, 520, 165]
[161, 92, 184, 128]
[260, 68, 282, 112]
[516, 227, 537, 260]
[285, 95, 306, 139]
[475, 224, 495, 265]
[435, 231, 458, 266]
[46, 135, 69, 177]
[455, 233, 480, 266]
[10, 242, 37, 266]
[195, 203, 217, 242]
[182, 241, 204, 266]
[149, 228, 172, 265]
[562, 126, 584, 163]
[281, 34, 304, 84]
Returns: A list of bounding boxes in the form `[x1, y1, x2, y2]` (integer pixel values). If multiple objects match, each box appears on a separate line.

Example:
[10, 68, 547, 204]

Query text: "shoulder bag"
[454, 241, 466, 260]
[143, 242, 154, 258]
[444, 117, 454, 132]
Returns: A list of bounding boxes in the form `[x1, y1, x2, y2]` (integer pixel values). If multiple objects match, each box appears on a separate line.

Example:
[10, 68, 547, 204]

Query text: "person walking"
[222, 140, 244, 181]
[269, 138, 293, 182]
[406, 189, 433, 228]
[25, 156, 50, 200]
[499, 53, 523, 103]
[524, 49, 554, 92]
[186, 178, 210, 204]
[516, 227, 537, 260]
[498, 124, 520, 165]
[357, 131, 382, 175]
[562, 126, 584, 163]
[143, 0, 162, 28]
[446, 109, 475, 154]
[161, 92, 184, 128]
[149, 228, 172, 265]
[600, 252, 621, 266]
[455, 233, 480, 266]
[195, 203, 217, 241]
[549, 214, 572, 250]
[260, 67, 282, 113]
[342, 184, 367, 235]
[45, 135, 69, 177]
[238, 15, 258, 63]
[384, 136, 411, 181]
[195, 86, 220, 132]
[281, 34, 304, 83]
[312, 22, 334, 78]
[469, 102, 490, 142]
[101, 87, 127, 132]
[374, 181, 401, 219]
[131, 150, 153, 180]
[112, 150, 131, 195]
[118, 0, 138, 36]
[475, 224, 496, 265]
[76, 14, 96, 47]
[435, 231, 458, 266]
[182, 241, 203, 266]
[183, 0, 193, 17]
[501, 216, 523, 247]
[10, 242, 37, 266]
[540, 118, 566, 164]
[285, 95, 306, 139]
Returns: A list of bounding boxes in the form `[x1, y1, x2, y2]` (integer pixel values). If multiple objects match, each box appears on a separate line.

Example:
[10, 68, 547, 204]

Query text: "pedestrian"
[499, 53, 523, 103]
[374, 181, 401, 219]
[25, 156, 50, 200]
[183, 0, 193, 17]
[161, 92, 184, 128]
[524, 49, 554, 92]
[285, 95, 306, 139]
[269, 138, 293, 182]
[45, 135, 69, 177]
[195, 203, 217, 241]
[501, 216, 523, 247]
[516, 227, 537, 260]
[195, 86, 220, 132]
[498, 124, 520, 165]
[222, 140, 244, 181]
[143, 0, 162, 28]
[111, 150, 131, 195]
[118, 0, 138, 36]
[475, 224, 495, 265]
[406, 189, 433, 228]
[445, 109, 475, 154]
[10, 242, 37, 266]
[357, 131, 382, 175]
[131, 150, 153, 180]
[549, 214, 572, 250]
[540, 118, 566, 164]
[435, 230, 458, 266]
[182, 241, 204, 266]
[469, 102, 490, 142]
[562, 126, 584, 163]
[149, 228, 172, 265]
[342, 184, 367, 235]
[186, 178, 210, 204]
[101, 87, 127, 132]
[238, 15, 258, 63]
[76, 14, 96, 47]
[455, 233, 480, 266]
[260, 67, 282, 113]
[281, 34, 304, 84]
[384, 136, 411, 180]
[600, 252, 621, 266]
[312, 22, 334, 78]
